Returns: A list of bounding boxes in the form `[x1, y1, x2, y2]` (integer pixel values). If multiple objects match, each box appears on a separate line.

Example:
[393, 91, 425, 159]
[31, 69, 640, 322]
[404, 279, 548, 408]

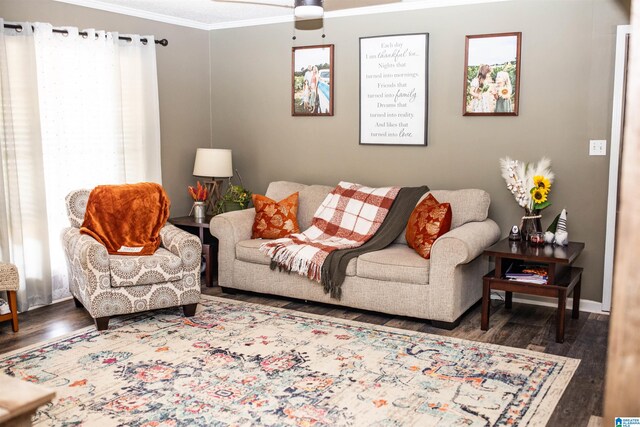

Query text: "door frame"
[602, 24, 631, 312]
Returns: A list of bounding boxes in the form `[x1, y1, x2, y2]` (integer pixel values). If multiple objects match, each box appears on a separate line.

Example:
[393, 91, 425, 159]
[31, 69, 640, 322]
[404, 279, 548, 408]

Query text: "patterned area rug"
[0, 296, 579, 426]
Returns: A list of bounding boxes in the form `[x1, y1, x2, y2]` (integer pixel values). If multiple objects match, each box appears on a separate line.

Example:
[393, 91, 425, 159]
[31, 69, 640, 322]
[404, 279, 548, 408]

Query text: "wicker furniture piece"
[62, 189, 203, 331]
[0, 262, 19, 333]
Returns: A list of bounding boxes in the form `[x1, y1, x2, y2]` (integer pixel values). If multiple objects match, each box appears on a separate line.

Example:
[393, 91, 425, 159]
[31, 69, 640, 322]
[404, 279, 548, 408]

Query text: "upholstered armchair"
[62, 189, 202, 330]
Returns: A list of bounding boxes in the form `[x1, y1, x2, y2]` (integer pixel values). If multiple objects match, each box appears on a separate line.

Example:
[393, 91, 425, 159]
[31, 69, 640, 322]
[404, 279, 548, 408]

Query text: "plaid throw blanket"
[260, 182, 400, 282]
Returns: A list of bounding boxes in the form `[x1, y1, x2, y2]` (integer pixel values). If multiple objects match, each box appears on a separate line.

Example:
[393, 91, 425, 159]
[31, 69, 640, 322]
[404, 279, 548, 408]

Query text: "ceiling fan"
[213, 0, 324, 19]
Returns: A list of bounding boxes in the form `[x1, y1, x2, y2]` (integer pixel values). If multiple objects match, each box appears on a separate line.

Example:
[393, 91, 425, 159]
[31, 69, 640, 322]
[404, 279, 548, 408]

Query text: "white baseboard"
[490, 291, 609, 315]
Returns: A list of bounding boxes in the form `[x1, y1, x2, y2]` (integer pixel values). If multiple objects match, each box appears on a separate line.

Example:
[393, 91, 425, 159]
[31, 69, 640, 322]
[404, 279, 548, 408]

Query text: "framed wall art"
[359, 33, 429, 146]
[463, 32, 522, 116]
[292, 44, 334, 116]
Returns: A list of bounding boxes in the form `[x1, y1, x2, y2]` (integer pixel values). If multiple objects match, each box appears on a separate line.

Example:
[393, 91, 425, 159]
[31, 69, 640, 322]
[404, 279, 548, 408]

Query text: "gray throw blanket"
[320, 185, 429, 299]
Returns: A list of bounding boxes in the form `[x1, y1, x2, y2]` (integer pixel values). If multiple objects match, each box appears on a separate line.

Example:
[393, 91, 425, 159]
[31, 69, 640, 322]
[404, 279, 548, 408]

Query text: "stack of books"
[504, 263, 548, 284]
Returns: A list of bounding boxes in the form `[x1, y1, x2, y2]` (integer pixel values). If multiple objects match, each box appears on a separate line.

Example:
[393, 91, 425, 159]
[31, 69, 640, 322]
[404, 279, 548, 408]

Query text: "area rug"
[0, 295, 579, 426]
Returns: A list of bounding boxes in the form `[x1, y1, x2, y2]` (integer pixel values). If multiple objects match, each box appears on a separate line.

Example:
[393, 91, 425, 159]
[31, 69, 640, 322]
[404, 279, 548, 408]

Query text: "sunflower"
[531, 188, 548, 204]
[533, 175, 551, 192]
[500, 87, 511, 99]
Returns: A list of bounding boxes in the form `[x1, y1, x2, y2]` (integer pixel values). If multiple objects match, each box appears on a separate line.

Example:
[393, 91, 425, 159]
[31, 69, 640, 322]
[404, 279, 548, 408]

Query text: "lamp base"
[202, 179, 223, 214]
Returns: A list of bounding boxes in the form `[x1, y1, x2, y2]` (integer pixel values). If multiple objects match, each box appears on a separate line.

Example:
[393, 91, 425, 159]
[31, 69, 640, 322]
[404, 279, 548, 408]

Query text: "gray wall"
[210, 0, 629, 303]
[0, 0, 629, 303]
[0, 0, 211, 215]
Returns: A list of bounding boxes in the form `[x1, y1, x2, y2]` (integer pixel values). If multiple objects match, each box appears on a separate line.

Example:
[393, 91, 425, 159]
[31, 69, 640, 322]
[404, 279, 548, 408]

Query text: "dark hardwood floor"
[0, 282, 608, 427]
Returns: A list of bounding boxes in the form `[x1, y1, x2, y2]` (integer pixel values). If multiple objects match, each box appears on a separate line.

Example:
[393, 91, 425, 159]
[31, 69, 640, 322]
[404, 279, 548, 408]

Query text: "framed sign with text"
[359, 33, 429, 146]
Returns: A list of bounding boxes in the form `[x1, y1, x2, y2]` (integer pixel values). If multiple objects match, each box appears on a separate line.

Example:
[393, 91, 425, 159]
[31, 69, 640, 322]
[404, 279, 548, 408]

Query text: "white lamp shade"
[193, 148, 233, 178]
[294, 5, 323, 19]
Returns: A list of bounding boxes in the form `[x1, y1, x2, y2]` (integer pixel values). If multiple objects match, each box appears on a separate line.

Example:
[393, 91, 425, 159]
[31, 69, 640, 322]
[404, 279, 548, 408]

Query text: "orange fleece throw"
[80, 183, 170, 256]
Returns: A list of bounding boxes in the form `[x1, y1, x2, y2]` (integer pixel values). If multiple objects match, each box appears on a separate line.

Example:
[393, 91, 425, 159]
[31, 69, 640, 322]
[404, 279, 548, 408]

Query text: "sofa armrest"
[159, 223, 202, 274]
[431, 219, 501, 266]
[210, 209, 256, 287]
[429, 219, 500, 322]
[427, 219, 500, 322]
[210, 209, 256, 243]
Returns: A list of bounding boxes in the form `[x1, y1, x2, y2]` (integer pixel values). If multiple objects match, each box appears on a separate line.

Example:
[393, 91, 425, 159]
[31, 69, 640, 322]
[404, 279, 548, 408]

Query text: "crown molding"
[323, 0, 509, 21]
[209, 0, 510, 30]
[53, 0, 510, 31]
[209, 14, 294, 30]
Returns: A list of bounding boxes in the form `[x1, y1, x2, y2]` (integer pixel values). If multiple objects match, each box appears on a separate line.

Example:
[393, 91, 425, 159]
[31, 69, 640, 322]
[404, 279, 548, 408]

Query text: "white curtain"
[0, 19, 162, 311]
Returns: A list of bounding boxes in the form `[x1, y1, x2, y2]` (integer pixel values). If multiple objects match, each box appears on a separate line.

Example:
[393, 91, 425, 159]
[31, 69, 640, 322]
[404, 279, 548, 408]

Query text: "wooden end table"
[481, 238, 585, 343]
[169, 216, 217, 287]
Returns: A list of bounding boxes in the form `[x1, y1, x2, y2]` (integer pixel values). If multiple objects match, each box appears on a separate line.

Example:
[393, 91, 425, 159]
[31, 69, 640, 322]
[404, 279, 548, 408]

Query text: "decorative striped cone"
[554, 209, 569, 246]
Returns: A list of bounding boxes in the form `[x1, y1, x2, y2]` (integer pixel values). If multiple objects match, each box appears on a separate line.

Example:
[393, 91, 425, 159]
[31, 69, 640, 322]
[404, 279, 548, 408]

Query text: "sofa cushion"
[252, 192, 300, 239]
[356, 244, 430, 286]
[297, 185, 334, 230]
[265, 181, 308, 203]
[264, 181, 334, 230]
[109, 248, 183, 288]
[406, 194, 452, 259]
[427, 189, 489, 228]
[236, 239, 271, 265]
[236, 239, 357, 276]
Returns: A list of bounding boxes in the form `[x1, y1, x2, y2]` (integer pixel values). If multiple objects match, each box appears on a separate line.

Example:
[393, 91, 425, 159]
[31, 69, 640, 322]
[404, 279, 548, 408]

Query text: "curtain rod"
[3, 23, 168, 46]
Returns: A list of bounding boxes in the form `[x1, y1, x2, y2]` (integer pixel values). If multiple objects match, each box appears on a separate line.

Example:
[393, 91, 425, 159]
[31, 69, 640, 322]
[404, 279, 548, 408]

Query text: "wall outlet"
[589, 139, 606, 156]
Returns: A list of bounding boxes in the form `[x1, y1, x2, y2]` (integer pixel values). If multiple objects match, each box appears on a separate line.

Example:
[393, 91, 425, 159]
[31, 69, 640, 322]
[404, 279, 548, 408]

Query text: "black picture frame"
[359, 33, 429, 146]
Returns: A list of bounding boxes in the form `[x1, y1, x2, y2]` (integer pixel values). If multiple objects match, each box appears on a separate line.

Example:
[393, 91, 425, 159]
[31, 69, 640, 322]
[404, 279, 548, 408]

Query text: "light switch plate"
[589, 140, 606, 156]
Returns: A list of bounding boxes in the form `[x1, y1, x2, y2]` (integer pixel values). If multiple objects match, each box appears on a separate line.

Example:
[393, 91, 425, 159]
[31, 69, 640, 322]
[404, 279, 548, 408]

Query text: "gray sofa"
[210, 181, 500, 328]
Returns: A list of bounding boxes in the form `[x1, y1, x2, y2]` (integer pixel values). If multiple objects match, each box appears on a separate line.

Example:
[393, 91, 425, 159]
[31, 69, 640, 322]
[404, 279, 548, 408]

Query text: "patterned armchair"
[62, 189, 202, 330]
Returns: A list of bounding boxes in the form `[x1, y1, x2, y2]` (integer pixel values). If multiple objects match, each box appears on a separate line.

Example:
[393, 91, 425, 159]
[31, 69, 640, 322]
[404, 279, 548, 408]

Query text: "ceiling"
[53, 0, 508, 30]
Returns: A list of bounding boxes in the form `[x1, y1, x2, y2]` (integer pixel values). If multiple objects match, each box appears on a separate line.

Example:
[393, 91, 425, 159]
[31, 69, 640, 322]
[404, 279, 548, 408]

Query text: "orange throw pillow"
[405, 194, 452, 259]
[252, 192, 301, 239]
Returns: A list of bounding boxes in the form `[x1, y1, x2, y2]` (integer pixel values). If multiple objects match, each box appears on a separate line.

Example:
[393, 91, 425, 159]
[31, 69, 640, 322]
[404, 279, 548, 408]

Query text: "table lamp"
[193, 148, 233, 214]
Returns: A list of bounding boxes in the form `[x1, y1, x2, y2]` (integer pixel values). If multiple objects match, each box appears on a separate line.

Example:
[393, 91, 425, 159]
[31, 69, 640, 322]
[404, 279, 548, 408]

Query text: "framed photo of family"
[463, 32, 521, 116]
[292, 44, 334, 116]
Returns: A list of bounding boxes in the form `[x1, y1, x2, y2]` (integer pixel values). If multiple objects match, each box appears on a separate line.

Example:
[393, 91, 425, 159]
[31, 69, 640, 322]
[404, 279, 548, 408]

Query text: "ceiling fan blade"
[212, 0, 294, 8]
[322, 0, 400, 12]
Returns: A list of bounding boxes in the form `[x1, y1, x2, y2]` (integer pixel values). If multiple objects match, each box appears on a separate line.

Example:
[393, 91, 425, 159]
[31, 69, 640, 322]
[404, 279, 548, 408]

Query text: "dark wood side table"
[169, 216, 217, 287]
[481, 238, 585, 343]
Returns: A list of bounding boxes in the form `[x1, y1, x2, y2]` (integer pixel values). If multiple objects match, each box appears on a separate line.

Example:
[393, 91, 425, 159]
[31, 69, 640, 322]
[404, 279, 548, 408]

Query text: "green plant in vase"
[215, 171, 252, 214]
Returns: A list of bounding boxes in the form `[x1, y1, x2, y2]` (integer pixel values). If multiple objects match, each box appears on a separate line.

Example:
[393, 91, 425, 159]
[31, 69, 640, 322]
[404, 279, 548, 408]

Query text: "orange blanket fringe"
[80, 183, 170, 256]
